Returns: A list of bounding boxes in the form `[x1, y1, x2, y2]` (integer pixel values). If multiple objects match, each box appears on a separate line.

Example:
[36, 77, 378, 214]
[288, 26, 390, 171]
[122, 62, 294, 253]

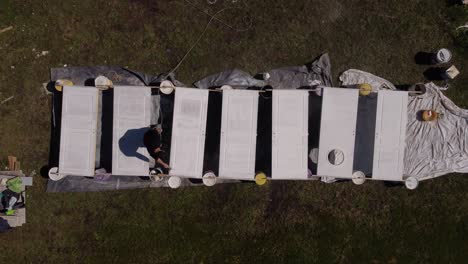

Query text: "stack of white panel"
[317, 88, 359, 179]
[59, 86, 99, 176]
[372, 90, 408, 181]
[219, 90, 259, 180]
[169, 88, 209, 178]
[271, 90, 309, 179]
[112, 86, 151, 176]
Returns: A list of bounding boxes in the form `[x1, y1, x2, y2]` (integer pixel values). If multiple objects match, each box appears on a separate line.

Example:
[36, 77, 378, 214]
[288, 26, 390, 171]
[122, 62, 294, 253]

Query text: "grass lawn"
[0, 0, 467, 263]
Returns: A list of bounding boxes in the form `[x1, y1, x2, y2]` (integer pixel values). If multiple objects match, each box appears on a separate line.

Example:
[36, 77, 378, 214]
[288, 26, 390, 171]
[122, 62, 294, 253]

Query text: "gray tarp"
[265, 53, 333, 89]
[51, 66, 146, 86]
[46, 173, 240, 192]
[194, 53, 333, 89]
[194, 69, 265, 89]
[340, 70, 468, 180]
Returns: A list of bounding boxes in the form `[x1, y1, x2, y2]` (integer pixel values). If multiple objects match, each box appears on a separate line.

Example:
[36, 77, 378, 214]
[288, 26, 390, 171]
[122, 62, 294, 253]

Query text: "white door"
[112, 86, 151, 176]
[59, 86, 99, 176]
[219, 90, 259, 180]
[272, 90, 309, 179]
[372, 90, 408, 181]
[317, 88, 359, 179]
[169, 88, 209, 178]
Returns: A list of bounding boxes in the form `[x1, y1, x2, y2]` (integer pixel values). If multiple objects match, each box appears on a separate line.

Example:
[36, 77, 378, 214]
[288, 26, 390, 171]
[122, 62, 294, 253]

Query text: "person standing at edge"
[143, 125, 170, 173]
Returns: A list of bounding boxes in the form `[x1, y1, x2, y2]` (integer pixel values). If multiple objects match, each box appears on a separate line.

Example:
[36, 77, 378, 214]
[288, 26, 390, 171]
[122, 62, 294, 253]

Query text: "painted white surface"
[317, 88, 359, 178]
[169, 88, 209, 178]
[59, 86, 99, 176]
[271, 90, 309, 179]
[219, 90, 259, 180]
[112, 86, 151, 176]
[372, 90, 408, 181]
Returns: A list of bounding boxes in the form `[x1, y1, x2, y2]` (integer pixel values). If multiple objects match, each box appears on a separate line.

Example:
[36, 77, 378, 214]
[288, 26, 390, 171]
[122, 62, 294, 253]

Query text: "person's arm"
[156, 158, 170, 169]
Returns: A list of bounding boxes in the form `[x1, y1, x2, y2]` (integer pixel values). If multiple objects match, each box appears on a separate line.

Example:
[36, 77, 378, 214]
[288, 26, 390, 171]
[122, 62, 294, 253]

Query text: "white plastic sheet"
[340, 69, 468, 180]
[404, 83, 468, 179]
[339, 69, 396, 92]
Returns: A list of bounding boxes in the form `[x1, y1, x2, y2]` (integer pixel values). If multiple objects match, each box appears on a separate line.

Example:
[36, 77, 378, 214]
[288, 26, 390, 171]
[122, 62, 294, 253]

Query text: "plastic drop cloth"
[265, 53, 333, 89]
[46, 173, 239, 192]
[404, 83, 468, 179]
[194, 69, 265, 89]
[194, 53, 333, 90]
[339, 69, 396, 91]
[340, 69, 468, 180]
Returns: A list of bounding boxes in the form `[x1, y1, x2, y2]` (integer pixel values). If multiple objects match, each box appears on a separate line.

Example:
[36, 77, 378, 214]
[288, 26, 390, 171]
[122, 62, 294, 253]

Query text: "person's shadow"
[118, 127, 150, 162]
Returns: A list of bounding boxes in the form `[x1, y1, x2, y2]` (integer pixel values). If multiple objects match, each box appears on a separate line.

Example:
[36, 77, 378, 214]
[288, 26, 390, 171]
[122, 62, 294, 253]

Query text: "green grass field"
[0, 0, 467, 263]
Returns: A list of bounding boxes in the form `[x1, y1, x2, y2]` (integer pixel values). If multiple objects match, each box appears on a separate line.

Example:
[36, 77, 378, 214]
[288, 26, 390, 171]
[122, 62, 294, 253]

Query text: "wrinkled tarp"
[404, 83, 468, 179]
[123, 69, 187, 87]
[46, 174, 240, 192]
[51, 66, 146, 86]
[194, 53, 333, 89]
[48, 61, 468, 192]
[340, 69, 468, 180]
[194, 69, 265, 89]
[265, 53, 333, 89]
[339, 69, 396, 91]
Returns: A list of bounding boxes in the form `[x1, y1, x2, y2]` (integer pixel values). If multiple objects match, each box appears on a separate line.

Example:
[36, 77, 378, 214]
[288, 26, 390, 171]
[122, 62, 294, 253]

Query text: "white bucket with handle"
[435, 48, 452, 63]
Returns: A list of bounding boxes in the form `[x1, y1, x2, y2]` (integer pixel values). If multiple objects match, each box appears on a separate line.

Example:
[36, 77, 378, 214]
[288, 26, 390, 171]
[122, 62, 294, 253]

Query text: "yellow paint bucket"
[255, 172, 267, 186]
[55, 79, 74, 92]
[422, 110, 438, 121]
[358, 83, 372, 96]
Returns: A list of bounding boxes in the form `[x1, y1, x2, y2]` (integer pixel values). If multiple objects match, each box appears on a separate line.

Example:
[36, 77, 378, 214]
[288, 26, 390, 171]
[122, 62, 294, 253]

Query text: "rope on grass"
[456, 23, 468, 31]
[167, 0, 253, 76]
[0, 26, 13, 35]
[0, 96, 14, 105]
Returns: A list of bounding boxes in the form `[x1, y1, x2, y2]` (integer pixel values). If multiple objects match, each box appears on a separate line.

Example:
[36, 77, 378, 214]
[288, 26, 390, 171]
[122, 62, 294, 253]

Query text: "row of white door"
[59, 86, 407, 181]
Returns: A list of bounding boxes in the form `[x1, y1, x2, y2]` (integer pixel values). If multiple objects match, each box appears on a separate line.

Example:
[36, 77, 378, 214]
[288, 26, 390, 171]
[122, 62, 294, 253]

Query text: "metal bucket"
[435, 48, 452, 63]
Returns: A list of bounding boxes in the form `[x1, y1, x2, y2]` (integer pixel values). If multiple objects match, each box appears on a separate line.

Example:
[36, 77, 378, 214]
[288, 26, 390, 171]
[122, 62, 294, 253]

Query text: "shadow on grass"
[414, 51, 437, 65]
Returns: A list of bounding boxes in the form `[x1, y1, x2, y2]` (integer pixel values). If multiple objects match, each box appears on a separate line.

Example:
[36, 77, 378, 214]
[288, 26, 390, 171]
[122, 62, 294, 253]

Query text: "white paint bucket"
[435, 48, 452, 63]
[352, 171, 366, 185]
[48, 167, 64, 181]
[160, 80, 175, 95]
[405, 177, 419, 190]
[202, 171, 217, 187]
[95, 75, 113, 89]
[168, 176, 182, 189]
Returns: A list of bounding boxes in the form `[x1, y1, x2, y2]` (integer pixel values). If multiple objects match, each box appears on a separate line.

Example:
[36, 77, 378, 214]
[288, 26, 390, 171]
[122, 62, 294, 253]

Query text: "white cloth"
[339, 69, 396, 92]
[340, 70, 468, 180]
[404, 83, 468, 179]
